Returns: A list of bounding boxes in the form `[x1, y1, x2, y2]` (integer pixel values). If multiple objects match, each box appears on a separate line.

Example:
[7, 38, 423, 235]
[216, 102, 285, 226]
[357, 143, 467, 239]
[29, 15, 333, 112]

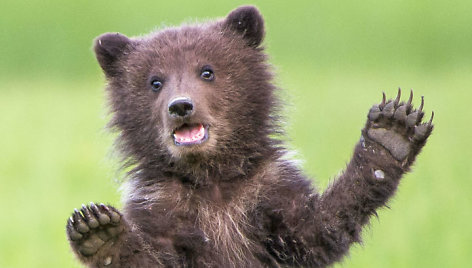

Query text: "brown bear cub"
[66, 6, 434, 268]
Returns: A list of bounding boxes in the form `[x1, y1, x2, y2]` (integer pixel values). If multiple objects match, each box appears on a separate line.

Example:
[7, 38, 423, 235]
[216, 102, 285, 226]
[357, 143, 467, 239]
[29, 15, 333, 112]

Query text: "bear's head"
[94, 6, 278, 175]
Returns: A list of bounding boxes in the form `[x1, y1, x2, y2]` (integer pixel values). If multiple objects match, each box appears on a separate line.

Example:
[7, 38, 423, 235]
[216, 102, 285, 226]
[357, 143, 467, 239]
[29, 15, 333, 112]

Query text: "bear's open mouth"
[173, 123, 209, 146]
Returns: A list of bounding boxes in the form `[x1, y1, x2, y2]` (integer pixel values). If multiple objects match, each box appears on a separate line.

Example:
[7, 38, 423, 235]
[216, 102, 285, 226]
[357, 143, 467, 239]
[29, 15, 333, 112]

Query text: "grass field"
[1, 1, 471, 267]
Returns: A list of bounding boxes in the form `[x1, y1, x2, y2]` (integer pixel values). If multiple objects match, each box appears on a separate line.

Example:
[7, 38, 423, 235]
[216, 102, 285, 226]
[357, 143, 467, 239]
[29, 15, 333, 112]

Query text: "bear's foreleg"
[264, 89, 433, 267]
[316, 89, 433, 264]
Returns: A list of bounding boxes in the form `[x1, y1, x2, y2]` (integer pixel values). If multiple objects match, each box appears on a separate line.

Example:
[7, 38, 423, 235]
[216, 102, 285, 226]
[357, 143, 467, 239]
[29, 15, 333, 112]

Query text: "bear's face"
[94, 6, 275, 164]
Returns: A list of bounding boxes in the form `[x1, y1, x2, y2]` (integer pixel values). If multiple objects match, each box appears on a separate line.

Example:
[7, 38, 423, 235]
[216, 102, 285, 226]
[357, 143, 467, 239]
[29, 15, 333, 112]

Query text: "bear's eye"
[150, 77, 163, 92]
[200, 66, 215, 81]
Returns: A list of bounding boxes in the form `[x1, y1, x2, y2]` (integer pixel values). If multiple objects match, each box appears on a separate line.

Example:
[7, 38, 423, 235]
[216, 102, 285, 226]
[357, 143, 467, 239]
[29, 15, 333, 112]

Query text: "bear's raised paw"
[66, 203, 124, 257]
[364, 88, 434, 162]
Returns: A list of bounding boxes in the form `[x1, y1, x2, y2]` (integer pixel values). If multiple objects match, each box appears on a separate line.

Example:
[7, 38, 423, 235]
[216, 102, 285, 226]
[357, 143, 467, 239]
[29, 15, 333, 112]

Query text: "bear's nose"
[168, 97, 194, 118]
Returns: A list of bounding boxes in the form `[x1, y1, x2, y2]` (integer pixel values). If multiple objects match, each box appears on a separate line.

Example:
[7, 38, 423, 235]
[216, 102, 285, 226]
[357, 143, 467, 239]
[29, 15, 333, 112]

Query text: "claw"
[406, 90, 413, 112]
[73, 209, 90, 233]
[73, 208, 83, 222]
[81, 204, 99, 229]
[81, 204, 88, 214]
[393, 89, 408, 122]
[380, 92, 386, 109]
[418, 96, 424, 112]
[90, 202, 99, 213]
[92, 203, 111, 225]
[416, 97, 425, 124]
[100, 203, 108, 211]
[99, 203, 120, 224]
[428, 111, 434, 125]
[407, 90, 413, 105]
[394, 88, 401, 107]
[406, 95, 425, 127]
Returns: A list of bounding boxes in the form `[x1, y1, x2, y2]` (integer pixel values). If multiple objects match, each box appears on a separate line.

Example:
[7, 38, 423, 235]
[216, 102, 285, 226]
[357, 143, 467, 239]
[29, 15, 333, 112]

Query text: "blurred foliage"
[2, 0, 472, 78]
[0, 0, 471, 267]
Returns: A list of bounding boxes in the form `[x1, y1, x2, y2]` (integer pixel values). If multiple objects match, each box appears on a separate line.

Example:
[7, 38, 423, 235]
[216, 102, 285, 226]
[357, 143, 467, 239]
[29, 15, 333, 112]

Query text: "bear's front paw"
[364, 88, 434, 162]
[66, 203, 124, 258]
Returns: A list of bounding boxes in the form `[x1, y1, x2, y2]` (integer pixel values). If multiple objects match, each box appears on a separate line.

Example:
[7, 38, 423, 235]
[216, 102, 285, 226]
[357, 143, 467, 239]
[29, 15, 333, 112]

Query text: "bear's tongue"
[174, 124, 205, 144]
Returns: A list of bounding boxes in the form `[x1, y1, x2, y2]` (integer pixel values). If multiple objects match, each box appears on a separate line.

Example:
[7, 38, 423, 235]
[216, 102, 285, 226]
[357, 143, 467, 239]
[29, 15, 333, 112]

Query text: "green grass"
[0, 0, 471, 267]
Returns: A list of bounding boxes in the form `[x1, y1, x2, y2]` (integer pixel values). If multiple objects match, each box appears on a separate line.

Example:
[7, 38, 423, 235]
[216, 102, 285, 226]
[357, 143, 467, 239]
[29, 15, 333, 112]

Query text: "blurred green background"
[1, 0, 470, 267]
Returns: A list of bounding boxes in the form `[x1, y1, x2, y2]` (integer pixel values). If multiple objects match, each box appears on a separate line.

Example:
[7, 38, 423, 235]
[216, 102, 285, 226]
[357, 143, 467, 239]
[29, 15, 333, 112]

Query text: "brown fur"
[66, 6, 433, 268]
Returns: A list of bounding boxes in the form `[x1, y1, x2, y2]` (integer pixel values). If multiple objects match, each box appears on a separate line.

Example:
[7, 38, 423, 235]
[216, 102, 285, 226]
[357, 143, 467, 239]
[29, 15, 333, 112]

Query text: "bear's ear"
[94, 33, 133, 77]
[223, 6, 265, 47]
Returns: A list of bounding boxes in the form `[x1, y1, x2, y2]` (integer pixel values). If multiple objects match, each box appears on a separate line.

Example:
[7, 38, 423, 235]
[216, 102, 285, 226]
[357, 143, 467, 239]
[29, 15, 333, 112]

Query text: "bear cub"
[66, 6, 434, 268]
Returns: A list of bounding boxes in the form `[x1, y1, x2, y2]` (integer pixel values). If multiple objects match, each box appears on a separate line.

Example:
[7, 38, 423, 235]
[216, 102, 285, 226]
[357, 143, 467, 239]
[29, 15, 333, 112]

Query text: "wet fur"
[67, 6, 433, 268]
